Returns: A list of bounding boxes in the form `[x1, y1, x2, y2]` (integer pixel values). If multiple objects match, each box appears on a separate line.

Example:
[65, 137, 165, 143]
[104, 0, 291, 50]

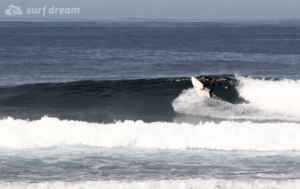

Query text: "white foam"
[1, 117, 300, 151]
[238, 76, 300, 118]
[1, 179, 300, 189]
[172, 88, 275, 120]
[173, 88, 234, 116]
[172, 76, 300, 121]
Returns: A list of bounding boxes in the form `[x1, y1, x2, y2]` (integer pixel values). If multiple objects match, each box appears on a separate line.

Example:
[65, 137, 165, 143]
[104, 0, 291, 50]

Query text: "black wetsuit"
[202, 76, 226, 97]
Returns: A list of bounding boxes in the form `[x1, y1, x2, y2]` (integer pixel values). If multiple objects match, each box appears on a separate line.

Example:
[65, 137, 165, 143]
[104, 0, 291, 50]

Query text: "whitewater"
[2, 179, 300, 189]
[173, 76, 300, 121]
[0, 116, 300, 151]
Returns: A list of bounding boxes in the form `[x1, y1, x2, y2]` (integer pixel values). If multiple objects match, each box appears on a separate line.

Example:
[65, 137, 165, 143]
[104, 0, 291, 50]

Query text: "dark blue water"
[0, 21, 300, 87]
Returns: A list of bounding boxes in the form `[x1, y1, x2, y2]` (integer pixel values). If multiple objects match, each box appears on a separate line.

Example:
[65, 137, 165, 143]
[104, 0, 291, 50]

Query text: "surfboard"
[191, 77, 211, 98]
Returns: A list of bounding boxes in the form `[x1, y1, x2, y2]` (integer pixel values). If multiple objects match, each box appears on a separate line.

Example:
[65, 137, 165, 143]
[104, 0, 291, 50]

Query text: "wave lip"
[1, 117, 300, 151]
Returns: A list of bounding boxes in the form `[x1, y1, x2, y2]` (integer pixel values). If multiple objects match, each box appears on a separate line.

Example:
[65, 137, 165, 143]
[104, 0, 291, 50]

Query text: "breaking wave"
[1, 116, 300, 151]
[173, 75, 300, 121]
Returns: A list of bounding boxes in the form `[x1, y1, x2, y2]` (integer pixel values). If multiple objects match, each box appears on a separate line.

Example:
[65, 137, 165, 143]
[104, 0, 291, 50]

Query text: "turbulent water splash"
[1, 116, 300, 151]
[173, 75, 300, 121]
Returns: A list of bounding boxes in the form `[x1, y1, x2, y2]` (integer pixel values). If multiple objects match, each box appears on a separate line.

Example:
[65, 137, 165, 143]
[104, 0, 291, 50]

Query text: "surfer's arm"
[203, 83, 210, 88]
[200, 82, 211, 90]
[217, 82, 228, 89]
[201, 77, 212, 90]
[201, 76, 212, 81]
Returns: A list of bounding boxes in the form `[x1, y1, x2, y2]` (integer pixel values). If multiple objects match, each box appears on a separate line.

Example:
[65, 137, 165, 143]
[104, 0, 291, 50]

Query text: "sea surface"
[0, 20, 300, 188]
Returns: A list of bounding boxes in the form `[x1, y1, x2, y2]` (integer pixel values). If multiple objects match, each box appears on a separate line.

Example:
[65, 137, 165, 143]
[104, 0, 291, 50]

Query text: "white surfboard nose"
[191, 77, 210, 98]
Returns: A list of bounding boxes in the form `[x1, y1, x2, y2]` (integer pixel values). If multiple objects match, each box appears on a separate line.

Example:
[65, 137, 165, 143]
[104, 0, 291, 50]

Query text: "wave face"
[0, 75, 241, 123]
[1, 116, 300, 151]
[0, 75, 299, 123]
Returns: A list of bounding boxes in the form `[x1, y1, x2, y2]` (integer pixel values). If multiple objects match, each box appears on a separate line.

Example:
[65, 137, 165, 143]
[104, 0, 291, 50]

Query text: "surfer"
[200, 76, 228, 97]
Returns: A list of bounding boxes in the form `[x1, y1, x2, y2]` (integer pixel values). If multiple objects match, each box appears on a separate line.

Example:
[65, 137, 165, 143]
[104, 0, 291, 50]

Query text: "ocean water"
[0, 20, 300, 188]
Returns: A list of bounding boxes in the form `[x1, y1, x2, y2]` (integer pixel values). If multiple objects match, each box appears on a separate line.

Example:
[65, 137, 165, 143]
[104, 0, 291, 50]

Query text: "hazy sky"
[1, 0, 300, 20]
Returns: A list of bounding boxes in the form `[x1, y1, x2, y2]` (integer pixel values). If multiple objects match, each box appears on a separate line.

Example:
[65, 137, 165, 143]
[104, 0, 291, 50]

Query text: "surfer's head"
[212, 78, 218, 84]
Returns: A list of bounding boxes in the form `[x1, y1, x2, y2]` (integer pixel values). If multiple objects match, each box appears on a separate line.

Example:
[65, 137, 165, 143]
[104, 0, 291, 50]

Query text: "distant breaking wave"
[1, 116, 300, 151]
